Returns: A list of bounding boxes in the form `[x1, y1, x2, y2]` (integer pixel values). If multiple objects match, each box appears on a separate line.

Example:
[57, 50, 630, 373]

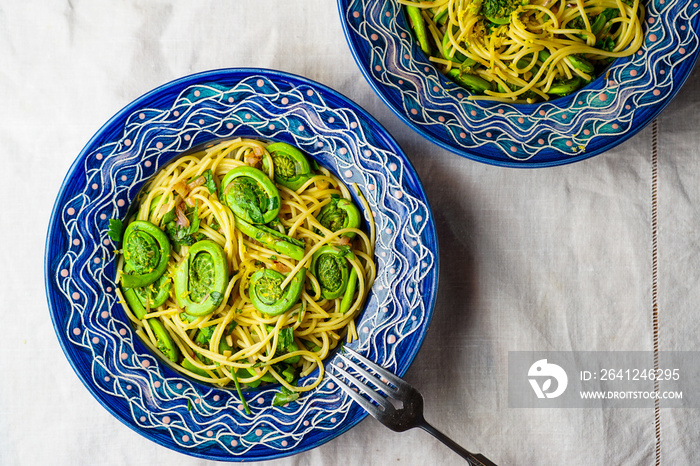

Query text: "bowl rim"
[337, 0, 700, 167]
[45, 67, 440, 461]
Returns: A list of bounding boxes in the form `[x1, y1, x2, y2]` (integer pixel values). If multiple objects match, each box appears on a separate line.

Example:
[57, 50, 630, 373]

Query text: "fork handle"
[418, 422, 498, 465]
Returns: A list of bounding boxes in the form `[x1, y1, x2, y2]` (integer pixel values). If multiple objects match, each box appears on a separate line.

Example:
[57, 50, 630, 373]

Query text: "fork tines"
[327, 347, 405, 415]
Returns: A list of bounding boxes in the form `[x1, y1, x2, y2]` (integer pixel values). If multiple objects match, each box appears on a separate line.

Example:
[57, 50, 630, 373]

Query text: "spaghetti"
[400, 0, 645, 102]
[113, 138, 376, 407]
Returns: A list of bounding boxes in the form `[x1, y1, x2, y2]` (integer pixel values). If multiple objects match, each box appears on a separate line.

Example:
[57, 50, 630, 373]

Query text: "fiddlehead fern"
[249, 268, 307, 316]
[174, 240, 229, 316]
[261, 142, 313, 191]
[310, 245, 354, 300]
[316, 196, 361, 238]
[120, 220, 171, 288]
[220, 166, 281, 224]
[122, 266, 171, 311]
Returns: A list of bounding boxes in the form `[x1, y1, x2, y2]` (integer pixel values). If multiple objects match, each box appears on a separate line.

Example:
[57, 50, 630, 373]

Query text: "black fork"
[327, 347, 498, 465]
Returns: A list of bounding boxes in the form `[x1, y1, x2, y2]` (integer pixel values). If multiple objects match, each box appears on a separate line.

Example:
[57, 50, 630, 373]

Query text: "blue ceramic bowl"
[338, 0, 700, 167]
[45, 69, 439, 461]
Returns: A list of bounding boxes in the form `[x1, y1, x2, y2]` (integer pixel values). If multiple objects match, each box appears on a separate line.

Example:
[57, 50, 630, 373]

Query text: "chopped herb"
[162, 207, 176, 224]
[278, 327, 294, 349]
[210, 291, 224, 307]
[202, 169, 217, 194]
[297, 302, 307, 323]
[107, 218, 124, 243]
[265, 326, 300, 364]
[274, 363, 297, 383]
[187, 399, 193, 411]
[187, 205, 201, 235]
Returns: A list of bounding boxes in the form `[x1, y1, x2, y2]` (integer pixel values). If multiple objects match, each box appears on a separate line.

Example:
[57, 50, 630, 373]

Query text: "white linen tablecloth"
[1, 1, 698, 464]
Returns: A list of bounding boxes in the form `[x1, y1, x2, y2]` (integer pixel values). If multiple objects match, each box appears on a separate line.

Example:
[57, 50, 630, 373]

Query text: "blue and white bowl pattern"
[339, 0, 700, 167]
[45, 69, 439, 461]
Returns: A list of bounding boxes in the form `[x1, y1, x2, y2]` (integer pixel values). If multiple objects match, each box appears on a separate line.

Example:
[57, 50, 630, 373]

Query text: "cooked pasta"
[113, 138, 376, 407]
[400, 0, 645, 102]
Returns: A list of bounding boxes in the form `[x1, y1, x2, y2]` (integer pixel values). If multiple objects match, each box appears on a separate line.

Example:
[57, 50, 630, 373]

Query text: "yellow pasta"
[114, 138, 375, 407]
[401, 0, 644, 102]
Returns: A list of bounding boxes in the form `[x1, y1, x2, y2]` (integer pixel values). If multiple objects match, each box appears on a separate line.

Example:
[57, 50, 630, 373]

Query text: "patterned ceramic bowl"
[338, 0, 700, 167]
[45, 69, 439, 461]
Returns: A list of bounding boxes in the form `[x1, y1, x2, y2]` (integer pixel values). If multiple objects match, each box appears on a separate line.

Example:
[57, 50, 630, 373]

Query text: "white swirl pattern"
[339, 0, 700, 166]
[46, 70, 439, 460]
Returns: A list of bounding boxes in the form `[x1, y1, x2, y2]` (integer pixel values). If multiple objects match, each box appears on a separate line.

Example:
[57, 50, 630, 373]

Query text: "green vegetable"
[192, 322, 236, 365]
[108, 218, 124, 243]
[548, 77, 582, 96]
[122, 286, 148, 320]
[580, 8, 618, 37]
[220, 166, 281, 224]
[120, 220, 171, 289]
[125, 271, 171, 309]
[182, 358, 210, 378]
[249, 268, 306, 316]
[407, 6, 431, 54]
[235, 367, 262, 387]
[147, 318, 179, 362]
[339, 267, 358, 314]
[232, 369, 252, 414]
[279, 364, 296, 383]
[481, 0, 528, 24]
[595, 37, 616, 53]
[441, 27, 470, 64]
[538, 49, 551, 62]
[277, 327, 295, 350]
[162, 206, 176, 224]
[273, 386, 300, 406]
[566, 54, 594, 74]
[400, 0, 641, 101]
[300, 339, 321, 353]
[236, 217, 305, 261]
[164, 204, 203, 249]
[174, 240, 228, 316]
[433, 7, 449, 25]
[261, 142, 313, 191]
[201, 169, 217, 194]
[310, 246, 354, 300]
[268, 363, 297, 384]
[266, 326, 301, 364]
[316, 196, 361, 238]
[446, 68, 493, 94]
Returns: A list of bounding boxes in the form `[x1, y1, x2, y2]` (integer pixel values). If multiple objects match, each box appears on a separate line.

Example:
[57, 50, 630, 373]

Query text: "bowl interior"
[45, 68, 439, 461]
